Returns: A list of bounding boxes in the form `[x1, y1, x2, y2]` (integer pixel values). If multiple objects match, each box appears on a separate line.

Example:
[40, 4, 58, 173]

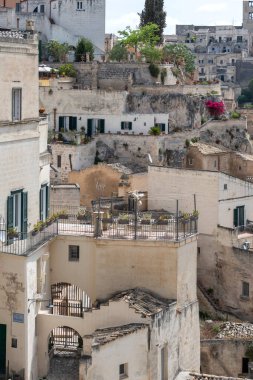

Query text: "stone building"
[148, 166, 253, 321]
[185, 142, 253, 181]
[0, 0, 105, 56]
[0, 30, 50, 378]
[175, 22, 250, 82]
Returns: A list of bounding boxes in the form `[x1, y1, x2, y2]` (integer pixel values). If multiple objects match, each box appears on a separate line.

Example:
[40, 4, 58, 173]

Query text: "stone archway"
[51, 282, 92, 317]
[47, 326, 82, 380]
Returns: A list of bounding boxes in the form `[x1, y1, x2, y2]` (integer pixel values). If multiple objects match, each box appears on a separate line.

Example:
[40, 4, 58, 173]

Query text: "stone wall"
[50, 141, 96, 183]
[50, 184, 80, 210]
[201, 339, 249, 377]
[236, 60, 253, 88]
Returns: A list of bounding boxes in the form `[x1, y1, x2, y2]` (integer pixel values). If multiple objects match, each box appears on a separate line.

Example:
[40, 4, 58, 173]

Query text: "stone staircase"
[46, 351, 79, 380]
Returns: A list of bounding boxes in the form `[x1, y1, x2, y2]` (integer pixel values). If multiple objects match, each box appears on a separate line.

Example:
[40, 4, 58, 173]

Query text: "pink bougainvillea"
[205, 100, 225, 119]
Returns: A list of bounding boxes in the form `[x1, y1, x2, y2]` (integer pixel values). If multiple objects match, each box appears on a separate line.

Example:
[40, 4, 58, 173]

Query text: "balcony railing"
[0, 212, 198, 256]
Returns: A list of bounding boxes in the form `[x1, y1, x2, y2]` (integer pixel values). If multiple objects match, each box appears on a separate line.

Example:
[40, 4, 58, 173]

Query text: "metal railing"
[0, 212, 198, 256]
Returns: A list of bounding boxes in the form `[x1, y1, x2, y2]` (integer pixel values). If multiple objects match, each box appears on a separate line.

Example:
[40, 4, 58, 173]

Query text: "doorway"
[0, 324, 6, 375]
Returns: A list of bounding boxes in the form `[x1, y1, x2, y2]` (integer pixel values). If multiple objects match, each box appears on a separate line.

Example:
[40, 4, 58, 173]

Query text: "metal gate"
[48, 326, 82, 352]
[51, 283, 91, 317]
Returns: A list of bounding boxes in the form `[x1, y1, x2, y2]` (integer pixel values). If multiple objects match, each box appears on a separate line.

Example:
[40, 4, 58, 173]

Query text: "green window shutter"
[121, 122, 124, 130]
[87, 119, 92, 137]
[69, 116, 77, 131]
[7, 195, 14, 229]
[22, 192, 28, 234]
[40, 188, 43, 221]
[46, 185, 50, 219]
[59, 116, 64, 130]
[99, 119, 105, 133]
[129, 122, 132, 130]
[233, 208, 238, 227]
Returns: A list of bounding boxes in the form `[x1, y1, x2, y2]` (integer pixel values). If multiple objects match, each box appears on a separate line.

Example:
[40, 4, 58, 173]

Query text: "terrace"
[0, 210, 198, 256]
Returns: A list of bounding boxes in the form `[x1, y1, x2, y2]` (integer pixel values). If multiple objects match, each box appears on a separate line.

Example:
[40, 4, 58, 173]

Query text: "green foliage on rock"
[75, 37, 94, 62]
[149, 125, 161, 135]
[149, 63, 160, 78]
[58, 64, 77, 77]
[118, 23, 160, 54]
[163, 43, 195, 75]
[109, 43, 128, 62]
[46, 40, 69, 62]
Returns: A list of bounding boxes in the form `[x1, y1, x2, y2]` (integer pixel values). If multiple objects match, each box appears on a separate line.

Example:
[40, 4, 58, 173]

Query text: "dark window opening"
[69, 245, 80, 262]
[57, 155, 61, 168]
[11, 338, 17, 348]
[242, 281, 249, 298]
[242, 357, 249, 373]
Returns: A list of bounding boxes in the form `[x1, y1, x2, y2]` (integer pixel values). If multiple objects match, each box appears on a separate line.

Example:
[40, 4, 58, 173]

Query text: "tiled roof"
[107, 288, 175, 316]
[191, 142, 229, 155]
[86, 323, 148, 346]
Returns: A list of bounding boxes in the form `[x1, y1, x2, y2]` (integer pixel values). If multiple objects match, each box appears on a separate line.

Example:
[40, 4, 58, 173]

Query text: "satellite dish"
[148, 154, 153, 164]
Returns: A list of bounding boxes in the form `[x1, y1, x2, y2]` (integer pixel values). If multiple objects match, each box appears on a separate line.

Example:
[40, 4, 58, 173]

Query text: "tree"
[46, 40, 69, 62]
[75, 37, 94, 62]
[118, 23, 160, 54]
[140, 46, 162, 63]
[163, 43, 195, 79]
[139, 0, 167, 43]
[109, 43, 128, 62]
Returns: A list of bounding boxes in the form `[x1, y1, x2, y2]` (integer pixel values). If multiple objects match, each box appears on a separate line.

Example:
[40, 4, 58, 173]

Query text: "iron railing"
[0, 212, 198, 256]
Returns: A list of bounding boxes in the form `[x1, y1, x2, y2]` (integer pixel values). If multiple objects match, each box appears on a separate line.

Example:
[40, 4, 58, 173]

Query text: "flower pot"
[118, 219, 129, 225]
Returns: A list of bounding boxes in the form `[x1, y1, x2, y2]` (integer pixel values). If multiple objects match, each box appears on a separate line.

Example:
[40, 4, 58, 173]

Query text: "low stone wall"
[130, 83, 221, 96]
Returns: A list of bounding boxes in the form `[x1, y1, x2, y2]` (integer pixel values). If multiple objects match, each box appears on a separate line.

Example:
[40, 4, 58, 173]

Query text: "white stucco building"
[0, 0, 105, 56]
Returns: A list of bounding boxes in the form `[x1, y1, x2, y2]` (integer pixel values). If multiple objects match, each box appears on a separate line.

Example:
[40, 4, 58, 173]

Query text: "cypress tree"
[139, 0, 167, 43]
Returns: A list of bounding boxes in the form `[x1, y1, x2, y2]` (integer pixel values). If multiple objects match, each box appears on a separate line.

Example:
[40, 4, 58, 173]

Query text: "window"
[87, 119, 105, 136]
[234, 206, 245, 227]
[249, 12, 253, 19]
[12, 88, 22, 121]
[59, 116, 77, 131]
[156, 123, 166, 132]
[242, 358, 249, 373]
[242, 281, 249, 298]
[11, 338, 17, 348]
[121, 122, 132, 131]
[40, 4, 45, 12]
[7, 190, 28, 234]
[69, 245, 80, 261]
[237, 36, 243, 43]
[40, 184, 49, 222]
[214, 160, 217, 168]
[197, 247, 201, 255]
[224, 184, 227, 190]
[188, 158, 193, 166]
[77, 1, 83, 9]
[119, 363, 128, 379]
[220, 60, 223, 64]
[57, 155, 61, 168]
[161, 344, 168, 380]
[249, 1, 253, 7]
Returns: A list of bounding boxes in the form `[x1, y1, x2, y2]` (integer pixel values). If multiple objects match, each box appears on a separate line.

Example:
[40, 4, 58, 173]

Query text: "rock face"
[126, 93, 205, 130]
[216, 322, 253, 340]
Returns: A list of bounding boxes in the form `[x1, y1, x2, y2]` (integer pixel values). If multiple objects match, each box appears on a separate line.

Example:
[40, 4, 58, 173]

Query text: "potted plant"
[57, 210, 68, 219]
[77, 208, 86, 221]
[118, 214, 130, 224]
[141, 213, 152, 225]
[7, 227, 19, 239]
[32, 221, 45, 236]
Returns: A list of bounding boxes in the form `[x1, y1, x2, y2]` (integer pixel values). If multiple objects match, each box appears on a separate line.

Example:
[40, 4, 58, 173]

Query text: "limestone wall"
[201, 339, 249, 377]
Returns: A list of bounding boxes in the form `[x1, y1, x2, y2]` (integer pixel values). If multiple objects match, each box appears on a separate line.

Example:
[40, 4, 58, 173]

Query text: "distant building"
[0, 0, 106, 56]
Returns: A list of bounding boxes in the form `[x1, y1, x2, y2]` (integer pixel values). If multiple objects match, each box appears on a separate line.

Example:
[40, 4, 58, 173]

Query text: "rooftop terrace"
[0, 210, 198, 256]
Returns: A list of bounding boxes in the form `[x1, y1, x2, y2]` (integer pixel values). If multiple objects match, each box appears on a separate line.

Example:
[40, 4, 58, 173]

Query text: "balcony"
[0, 211, 198, 256]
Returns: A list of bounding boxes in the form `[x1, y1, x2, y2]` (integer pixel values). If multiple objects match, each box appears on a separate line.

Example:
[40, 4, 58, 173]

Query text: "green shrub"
[149, 63, 160, 78]
[230, 111, 241, 119]
[149, 126, 161, 135]
[59, 64, 77, 77]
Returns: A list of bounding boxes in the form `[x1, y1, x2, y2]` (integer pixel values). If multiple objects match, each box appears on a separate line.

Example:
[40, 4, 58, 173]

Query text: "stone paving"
[46, 351, 79, 380]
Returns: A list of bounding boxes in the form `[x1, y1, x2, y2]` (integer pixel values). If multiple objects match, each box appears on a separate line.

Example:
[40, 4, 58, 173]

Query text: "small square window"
[119, 363, 128, 379]
[224, 184, 227, 190]
[242, 281, 249, 298]
[69, 245, 79, 261]
[11, 338, 17, 348]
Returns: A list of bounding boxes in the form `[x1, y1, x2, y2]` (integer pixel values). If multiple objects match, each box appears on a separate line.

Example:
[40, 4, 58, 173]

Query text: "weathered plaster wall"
[85, 328, 149, 380]
[201, 339, 249, 377]
[0, 253, 26, 376]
